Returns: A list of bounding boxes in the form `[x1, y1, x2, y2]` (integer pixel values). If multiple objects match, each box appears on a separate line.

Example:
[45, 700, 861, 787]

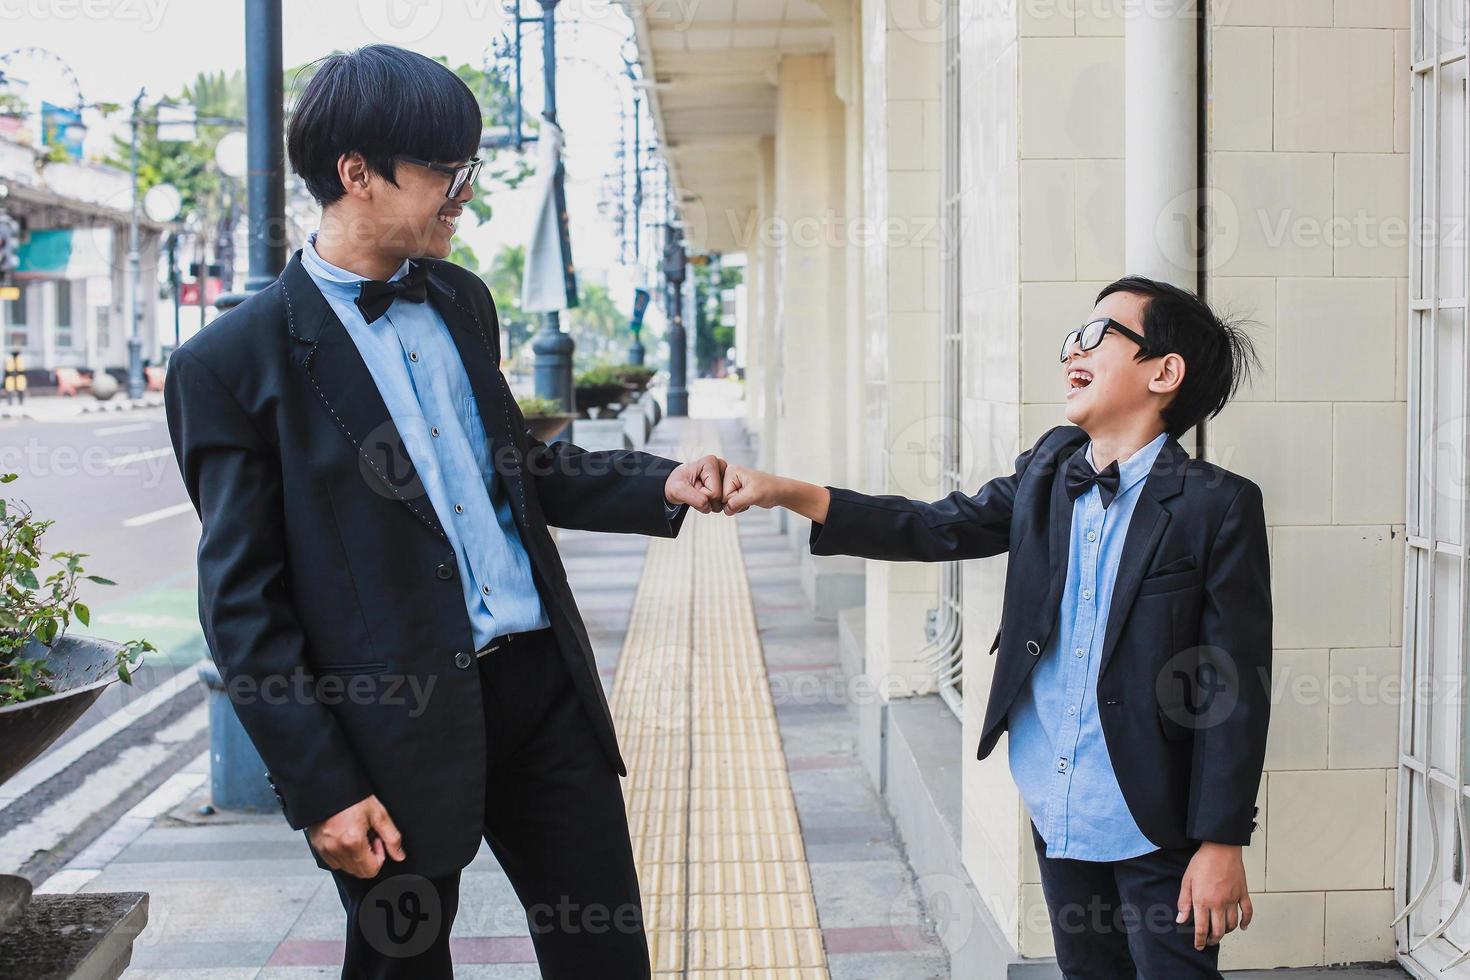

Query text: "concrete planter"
[0, 634, 149, 978]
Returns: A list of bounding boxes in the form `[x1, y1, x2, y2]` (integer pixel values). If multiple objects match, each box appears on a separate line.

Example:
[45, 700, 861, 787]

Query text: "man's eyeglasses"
[1059, 317, 1152, 363]
[394, 155, 483, 199]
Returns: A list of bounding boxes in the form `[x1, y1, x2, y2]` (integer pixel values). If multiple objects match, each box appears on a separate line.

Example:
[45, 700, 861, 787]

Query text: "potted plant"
[516, 396, 576, 442]
[0, 472, 151, 930]
[613, 364, 657, 394]
[573, 365, 627, 419]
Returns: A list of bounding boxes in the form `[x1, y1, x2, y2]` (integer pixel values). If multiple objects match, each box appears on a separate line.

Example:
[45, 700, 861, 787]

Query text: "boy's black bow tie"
[1065, 451, 1121, 508]
[355, 262, 429, 323]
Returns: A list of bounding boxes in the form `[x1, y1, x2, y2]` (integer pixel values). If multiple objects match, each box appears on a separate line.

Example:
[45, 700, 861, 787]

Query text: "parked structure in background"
[0, 135, 168, 381]
[628, 0, 1426, 973]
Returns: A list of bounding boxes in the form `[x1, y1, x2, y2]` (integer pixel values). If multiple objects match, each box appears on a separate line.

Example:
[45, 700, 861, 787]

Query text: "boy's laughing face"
[1063, 290, 1185, 432]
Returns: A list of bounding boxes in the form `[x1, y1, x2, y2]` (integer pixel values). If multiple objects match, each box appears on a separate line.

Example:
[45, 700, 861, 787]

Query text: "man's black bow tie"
[1065, 450, 1121, 508]
[355, 262, 429, 324]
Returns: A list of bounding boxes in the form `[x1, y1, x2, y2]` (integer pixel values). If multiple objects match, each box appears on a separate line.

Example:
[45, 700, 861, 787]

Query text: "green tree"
[694, 259, 740, 375]
[568, 281, 631, 371]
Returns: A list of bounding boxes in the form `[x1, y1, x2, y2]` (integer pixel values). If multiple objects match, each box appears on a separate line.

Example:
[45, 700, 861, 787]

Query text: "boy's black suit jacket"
[164, 251, 686, 878]
[810, 424, 1271, 849]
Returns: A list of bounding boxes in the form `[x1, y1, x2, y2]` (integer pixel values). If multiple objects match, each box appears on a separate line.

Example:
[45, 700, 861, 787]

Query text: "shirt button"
[453, 651, 472, 669]
[409, 351, 419, 362]
[431, 426, 440, 437]
[454, 503, 464, 514]
[1081, 589, 1092, 600]
[481, 584, 490, 596]
[1067, 705, 1077, 715]
[1057, 758, 1068, 772]
[1075, 647, 1084, 657]
[1086, 531, 1096, 541]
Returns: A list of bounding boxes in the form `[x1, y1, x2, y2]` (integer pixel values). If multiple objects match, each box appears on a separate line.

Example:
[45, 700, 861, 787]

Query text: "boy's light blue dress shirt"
[1008, 430, 1170, 861]
[300, 234, 550, 650]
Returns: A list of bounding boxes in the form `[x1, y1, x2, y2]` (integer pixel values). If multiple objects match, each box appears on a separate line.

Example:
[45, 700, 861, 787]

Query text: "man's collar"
[302, 230, 412, 285]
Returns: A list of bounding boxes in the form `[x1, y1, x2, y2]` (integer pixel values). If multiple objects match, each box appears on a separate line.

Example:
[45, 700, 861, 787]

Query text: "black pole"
[531, 0, 576, 429]
[663, 224, 687, 417]
[219, 0, 284, 312]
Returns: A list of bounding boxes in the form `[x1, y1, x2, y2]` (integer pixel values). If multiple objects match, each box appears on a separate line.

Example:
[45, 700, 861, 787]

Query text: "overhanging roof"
[621, 0, 834, 252]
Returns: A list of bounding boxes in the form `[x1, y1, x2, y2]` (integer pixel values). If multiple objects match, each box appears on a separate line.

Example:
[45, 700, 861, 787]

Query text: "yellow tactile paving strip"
[611, 423, 830, 978]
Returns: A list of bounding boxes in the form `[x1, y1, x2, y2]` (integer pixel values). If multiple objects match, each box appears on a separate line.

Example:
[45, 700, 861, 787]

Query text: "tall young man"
[165, 44, 723, 979]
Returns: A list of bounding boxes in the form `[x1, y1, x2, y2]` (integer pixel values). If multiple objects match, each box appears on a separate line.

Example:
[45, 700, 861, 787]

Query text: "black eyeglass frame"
[1059, 316, 1153, 363]
[393, 155, 483, 199]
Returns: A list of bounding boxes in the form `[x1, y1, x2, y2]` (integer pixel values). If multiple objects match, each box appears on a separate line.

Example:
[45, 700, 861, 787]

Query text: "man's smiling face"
[370, 157, 473, 261]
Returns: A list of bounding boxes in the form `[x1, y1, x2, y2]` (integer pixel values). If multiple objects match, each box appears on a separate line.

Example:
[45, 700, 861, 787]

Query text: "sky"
[0, 0, 664, 309]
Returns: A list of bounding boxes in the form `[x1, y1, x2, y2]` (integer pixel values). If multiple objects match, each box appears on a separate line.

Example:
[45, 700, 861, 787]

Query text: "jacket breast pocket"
[1137, 556, 1202, 597]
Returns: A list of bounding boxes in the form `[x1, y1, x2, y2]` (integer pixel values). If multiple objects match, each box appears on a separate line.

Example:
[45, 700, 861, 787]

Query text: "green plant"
[575, 364, 624, 387]
[0, 473, 150, 706]
[614, 364, 657, 387]
[516, 396, 565, 418]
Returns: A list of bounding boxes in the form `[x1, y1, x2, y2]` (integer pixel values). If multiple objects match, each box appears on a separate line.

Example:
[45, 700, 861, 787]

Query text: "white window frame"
[924, 0, 965, 718]
[1397, 0, 1470, 973]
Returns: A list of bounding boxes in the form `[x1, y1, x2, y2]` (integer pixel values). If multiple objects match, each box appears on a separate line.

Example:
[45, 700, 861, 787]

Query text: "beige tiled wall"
[1205, 0, 1409, 968]
[851, 0, 943, 698]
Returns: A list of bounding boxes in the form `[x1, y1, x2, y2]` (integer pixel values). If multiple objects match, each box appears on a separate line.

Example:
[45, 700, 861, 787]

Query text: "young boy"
[721, 277, 1270, 978]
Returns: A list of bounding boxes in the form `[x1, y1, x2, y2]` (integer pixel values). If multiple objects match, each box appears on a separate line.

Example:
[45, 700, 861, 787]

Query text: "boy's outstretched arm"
[720, 428, 1059, 562]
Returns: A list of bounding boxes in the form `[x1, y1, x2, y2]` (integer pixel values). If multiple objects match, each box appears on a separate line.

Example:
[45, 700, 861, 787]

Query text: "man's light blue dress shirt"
[1008, 430, 1170, 861]
[300, 234, 550, 649]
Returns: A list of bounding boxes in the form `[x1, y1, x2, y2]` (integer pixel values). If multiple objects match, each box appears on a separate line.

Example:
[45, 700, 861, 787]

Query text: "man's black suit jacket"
[164, 251, 686, 878]
[810, 424, 1271, 849]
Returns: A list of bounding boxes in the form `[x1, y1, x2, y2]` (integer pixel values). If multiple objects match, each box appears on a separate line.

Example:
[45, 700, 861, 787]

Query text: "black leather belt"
[475, 626, 553, 658]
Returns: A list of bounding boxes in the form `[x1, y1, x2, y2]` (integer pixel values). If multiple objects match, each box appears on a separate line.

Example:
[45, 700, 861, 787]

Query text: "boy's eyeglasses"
[1059, 317, 1153, 363]
[394, 155, 483, 199]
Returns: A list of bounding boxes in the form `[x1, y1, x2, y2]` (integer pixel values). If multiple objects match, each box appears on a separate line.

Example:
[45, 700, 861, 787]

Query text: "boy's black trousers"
[329, 629, 651, 980]
[1031, 821, 1223, 979]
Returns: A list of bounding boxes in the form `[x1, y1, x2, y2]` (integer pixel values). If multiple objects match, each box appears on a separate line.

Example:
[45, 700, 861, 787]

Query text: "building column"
[1124, 0, 1198, 283]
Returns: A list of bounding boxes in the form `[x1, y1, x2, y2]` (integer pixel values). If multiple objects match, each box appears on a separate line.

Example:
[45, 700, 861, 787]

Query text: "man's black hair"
[1095, 276, 1261, 439]
[286, 45, 482, 207]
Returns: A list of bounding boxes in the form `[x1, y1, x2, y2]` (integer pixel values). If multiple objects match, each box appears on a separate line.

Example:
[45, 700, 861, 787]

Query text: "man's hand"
[307, 794, 407, 879]
[1177, 842, 1252, 950]
[665, 454, 726, 513]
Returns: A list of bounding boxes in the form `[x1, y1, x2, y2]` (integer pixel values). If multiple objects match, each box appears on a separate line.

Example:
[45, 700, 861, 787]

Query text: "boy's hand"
[1177, 842, 1252, 950]
[721, 464, 781, 515]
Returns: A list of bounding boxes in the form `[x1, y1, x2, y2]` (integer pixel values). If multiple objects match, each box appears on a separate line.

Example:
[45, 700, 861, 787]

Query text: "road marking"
[35, 754, 209, 895]
[0, 705, 208, 875]
[94, 422, 154, 436]
[0, 667, 201, 815]
[123, 502, 195, 527]
[103, 447, 173, 469]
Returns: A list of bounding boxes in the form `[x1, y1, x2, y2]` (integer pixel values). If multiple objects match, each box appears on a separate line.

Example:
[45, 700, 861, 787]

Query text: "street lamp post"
[530, 0, 576, 420]
[217, 0, 284, 312]
[663, 225, 687, 417]
[124, 88, 144, 399]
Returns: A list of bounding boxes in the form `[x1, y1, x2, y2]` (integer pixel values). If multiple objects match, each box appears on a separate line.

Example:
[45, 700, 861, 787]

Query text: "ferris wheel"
[0, 46, 87, 112]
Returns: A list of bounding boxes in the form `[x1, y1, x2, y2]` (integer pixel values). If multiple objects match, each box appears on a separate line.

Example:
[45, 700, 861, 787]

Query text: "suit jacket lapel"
[281, 252, 448, 543]
[1096, 435, 1188, 677]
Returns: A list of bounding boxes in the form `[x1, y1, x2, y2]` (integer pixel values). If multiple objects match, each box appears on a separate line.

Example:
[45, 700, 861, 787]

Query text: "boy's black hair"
[286, 45, 482, 207]
[1095, 275, 1261, 439]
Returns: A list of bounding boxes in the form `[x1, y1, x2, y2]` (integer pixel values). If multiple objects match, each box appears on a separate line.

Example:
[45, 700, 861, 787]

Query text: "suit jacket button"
[1026, 640, 1041, 655]
[436, 562, 454, 580]
[454, 651, 472, 669]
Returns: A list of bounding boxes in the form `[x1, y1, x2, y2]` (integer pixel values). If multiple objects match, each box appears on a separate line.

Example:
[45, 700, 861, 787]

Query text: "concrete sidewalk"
[43, 413, 947, 979]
